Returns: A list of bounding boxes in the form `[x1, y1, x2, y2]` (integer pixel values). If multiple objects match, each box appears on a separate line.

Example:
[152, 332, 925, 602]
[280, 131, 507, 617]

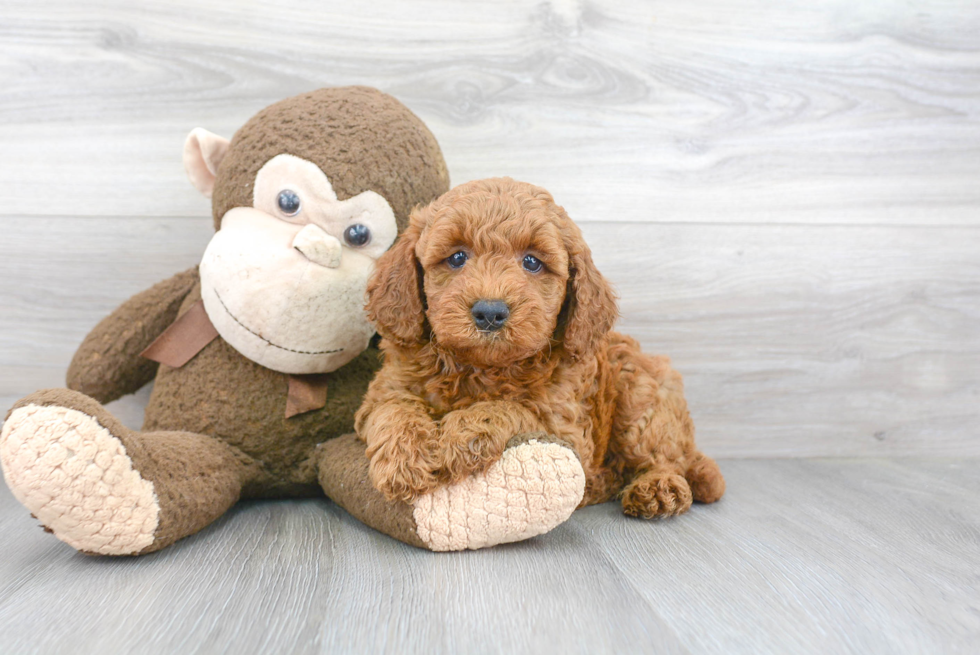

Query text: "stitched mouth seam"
[213, 290, 344, 356]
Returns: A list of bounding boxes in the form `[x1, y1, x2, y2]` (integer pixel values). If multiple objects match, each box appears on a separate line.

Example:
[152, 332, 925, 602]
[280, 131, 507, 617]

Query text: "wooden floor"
[1, 458, 977, 654]
[1, 0, 978, 653]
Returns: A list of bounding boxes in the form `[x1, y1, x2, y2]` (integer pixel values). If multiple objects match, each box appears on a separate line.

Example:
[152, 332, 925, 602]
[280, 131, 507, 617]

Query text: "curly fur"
[357, 178, 725, 518]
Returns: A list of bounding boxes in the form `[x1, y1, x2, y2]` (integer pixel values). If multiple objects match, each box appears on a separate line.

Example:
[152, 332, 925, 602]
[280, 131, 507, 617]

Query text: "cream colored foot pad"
[0, 404, 159, 555]
[413, 439, 586, 551]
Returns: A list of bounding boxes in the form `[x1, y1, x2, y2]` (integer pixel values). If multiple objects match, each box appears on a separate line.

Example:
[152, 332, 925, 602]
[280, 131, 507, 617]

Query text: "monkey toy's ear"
[183, 128, 231, 198]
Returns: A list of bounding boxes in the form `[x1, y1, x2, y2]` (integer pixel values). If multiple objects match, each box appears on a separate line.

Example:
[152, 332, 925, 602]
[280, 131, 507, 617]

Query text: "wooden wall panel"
[0, 0, 977, 455]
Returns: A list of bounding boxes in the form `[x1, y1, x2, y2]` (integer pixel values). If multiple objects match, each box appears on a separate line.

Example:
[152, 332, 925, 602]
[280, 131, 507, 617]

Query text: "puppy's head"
[366, 178, 618, 367]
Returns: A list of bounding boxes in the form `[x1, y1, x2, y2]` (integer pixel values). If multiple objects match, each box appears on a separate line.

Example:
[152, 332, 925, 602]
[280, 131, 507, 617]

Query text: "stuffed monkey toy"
[0, 87, 586, 555]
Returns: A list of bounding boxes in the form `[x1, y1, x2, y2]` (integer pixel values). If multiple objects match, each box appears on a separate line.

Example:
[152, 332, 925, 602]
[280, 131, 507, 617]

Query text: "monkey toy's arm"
[66, 267, 200, 404]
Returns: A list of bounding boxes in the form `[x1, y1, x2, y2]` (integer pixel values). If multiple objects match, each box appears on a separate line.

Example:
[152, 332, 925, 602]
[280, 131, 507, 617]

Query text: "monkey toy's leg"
[316, 432, 586, 551]
[1, 389, 264, 555]
[605, 335, 726, 519]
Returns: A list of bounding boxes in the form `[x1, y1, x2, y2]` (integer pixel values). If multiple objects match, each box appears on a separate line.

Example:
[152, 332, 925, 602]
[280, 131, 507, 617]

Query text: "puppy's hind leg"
[619, 448, 725, 518]
[614, 404, 696, 519]
[605, 337, 722, 518]
[685, 451, 725, 504]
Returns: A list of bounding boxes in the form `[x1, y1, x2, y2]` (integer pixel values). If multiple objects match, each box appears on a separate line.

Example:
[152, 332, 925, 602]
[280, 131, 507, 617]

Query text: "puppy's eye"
[277, 189, 301, 216]
[447, 251, 468, 269]
[522, 254, 544, 273]
[343, 224, 371, 247]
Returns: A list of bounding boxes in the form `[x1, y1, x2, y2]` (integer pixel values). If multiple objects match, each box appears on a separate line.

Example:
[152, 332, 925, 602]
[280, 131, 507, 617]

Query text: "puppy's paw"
[364, 416, 442, 503]
[368, 440, 441, 503]
[621, 471, 693, 518]
[437, 409, 510, 483]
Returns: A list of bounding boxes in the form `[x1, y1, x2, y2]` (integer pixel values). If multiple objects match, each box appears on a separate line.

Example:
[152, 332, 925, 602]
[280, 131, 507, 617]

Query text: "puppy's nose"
[471, 299, 510, 332]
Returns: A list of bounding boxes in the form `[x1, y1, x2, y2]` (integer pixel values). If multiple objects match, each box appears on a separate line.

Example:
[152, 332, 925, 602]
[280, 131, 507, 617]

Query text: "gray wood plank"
[0, 0, 977, 224]
[2, 1, 979, 653]
[1, 459, 976, 654]
[0, 476, 688, 655]
[571, 458, 980, 654]
[2, 216, 976, 457]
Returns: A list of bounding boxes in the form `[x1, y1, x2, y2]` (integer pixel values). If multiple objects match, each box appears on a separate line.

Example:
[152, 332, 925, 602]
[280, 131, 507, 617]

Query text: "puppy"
[355, 177, 724, 518]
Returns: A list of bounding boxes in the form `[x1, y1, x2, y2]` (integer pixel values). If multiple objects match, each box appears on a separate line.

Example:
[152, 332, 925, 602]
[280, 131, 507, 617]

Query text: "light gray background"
[0, 1, 977, 653]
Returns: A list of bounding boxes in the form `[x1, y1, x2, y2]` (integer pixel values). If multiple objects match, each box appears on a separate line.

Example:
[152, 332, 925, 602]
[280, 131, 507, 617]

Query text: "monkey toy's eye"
[277, 189, 301, 216]
[343, 224, 371, 247]
[522, 254, 544, 273]
[447, 251, 468, 269]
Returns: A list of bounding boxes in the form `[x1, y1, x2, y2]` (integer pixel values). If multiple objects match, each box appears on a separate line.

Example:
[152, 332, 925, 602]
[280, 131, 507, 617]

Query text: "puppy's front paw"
[368, 439, 441, 503]
[437, 409, 509, 483]
[621, 471, 693, 518]
[364, 413, 442, 503]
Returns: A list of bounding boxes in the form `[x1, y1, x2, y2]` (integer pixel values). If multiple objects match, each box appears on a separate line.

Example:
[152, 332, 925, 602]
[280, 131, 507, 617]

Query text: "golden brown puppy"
[356, 177, 725, 519]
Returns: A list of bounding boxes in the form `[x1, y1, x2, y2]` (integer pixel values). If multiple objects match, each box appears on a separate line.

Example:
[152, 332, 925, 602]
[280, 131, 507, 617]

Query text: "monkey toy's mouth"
[198, 208, 379, 375]
[213, 290, 343, 356]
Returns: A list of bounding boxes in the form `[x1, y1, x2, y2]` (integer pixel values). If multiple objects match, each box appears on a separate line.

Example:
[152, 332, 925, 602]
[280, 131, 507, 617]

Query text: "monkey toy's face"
[181, 88, 449, 376]
[183, 126, 404, 375]
[199, 154, 397, 374]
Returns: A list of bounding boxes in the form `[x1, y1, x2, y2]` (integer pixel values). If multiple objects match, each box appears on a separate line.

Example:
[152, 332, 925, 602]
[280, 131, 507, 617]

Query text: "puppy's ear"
[365, 212, 427, 347]
[559, 222, 619, 360]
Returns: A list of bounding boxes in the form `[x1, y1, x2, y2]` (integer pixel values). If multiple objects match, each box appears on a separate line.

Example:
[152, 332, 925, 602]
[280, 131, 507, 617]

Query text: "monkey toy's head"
[182, 87, 449, 375]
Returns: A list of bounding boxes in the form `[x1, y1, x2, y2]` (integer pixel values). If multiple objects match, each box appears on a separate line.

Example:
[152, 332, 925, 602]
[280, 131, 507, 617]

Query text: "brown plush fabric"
[5, 87, 452, 554]
[140, 299, 219, 368]
[10, 388, 267, 555]
[504, 431, 580, 455]
[315, 432, 425, 549]
[319, 431, 587, 551]
[285, 374, 330, 418]
[212, 86, 449, 232]
[66, 267, 199, 404]
[143, 283, 381, 496]
[11, 389, 136, 449]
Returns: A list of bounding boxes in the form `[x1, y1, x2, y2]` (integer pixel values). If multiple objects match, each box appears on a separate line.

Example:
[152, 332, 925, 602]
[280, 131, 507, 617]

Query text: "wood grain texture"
[0, 0, 977, 224]
[2, 216, 976, 456]
[1, 2, 979, 650]
[1, 459, 976, 654]
[1, 0, 977, 456]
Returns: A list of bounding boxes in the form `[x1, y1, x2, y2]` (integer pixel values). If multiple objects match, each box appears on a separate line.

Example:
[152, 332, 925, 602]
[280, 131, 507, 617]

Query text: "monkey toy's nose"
[471, 299, 510, 332]
[292, 223, 342, 268]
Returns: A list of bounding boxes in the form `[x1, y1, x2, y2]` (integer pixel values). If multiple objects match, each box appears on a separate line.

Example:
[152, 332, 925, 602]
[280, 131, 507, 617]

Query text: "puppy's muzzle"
[471, 299, 510, 332]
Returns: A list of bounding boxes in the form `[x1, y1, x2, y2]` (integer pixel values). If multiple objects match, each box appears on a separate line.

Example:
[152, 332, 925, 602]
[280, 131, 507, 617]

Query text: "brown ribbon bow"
[141, 300, 328, 418]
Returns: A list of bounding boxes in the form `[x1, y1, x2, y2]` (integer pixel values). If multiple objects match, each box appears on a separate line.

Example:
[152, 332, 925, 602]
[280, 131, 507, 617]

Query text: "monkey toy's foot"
[1, 391, 159, 555]
[319, 432, 586, 551]
[2, 389, 254, 556]
[413, 433, 586, 551]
